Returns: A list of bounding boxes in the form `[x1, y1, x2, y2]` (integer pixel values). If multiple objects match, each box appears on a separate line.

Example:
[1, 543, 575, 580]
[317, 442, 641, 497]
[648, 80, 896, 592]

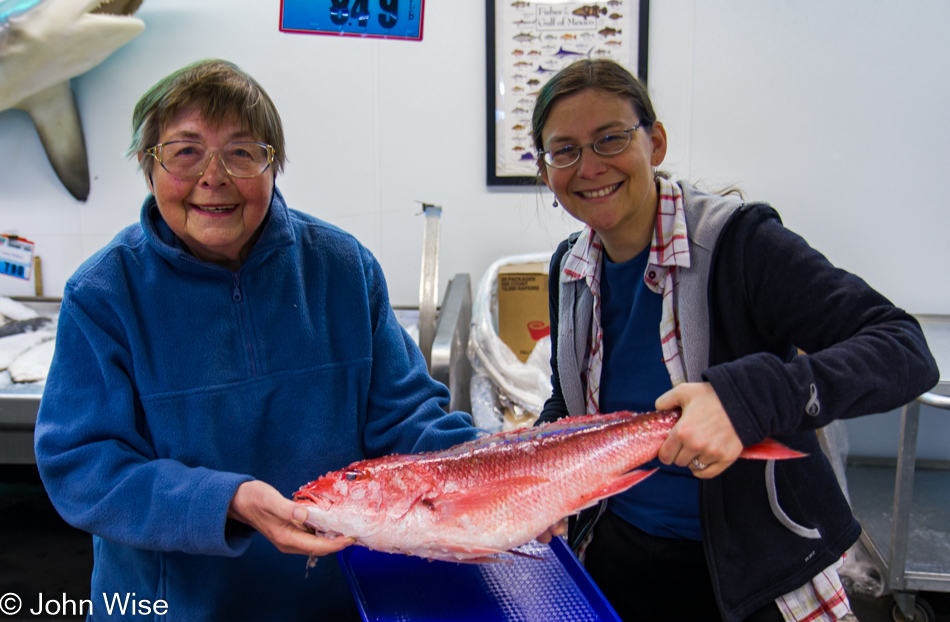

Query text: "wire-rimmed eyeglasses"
[540, 123, 647, 169]
[146, 141, 275, 179]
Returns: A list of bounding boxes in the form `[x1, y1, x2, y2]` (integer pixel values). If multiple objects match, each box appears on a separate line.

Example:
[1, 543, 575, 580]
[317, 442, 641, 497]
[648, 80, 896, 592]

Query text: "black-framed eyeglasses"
[146, 141, 275, 179]
[541, 123, 647, 169]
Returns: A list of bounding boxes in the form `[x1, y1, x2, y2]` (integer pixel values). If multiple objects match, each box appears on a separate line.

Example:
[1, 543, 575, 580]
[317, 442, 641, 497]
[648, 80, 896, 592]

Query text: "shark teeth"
[579, 183, 620, 199]
[91, 0, 145, 17]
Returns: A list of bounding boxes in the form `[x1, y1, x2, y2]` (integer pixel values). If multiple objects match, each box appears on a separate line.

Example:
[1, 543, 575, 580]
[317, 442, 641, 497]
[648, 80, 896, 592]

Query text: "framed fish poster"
[486, 0, 649, 186]
[280, 0, 424, 41]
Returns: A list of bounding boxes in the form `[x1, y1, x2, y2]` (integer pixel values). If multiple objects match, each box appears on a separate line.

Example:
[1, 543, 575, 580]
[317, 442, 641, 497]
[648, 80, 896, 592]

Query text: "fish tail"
[739, 438, 807, 460]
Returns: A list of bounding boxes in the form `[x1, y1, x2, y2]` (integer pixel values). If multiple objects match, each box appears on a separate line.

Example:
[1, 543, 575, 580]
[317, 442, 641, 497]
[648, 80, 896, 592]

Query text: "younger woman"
[534, 59, 938, 622]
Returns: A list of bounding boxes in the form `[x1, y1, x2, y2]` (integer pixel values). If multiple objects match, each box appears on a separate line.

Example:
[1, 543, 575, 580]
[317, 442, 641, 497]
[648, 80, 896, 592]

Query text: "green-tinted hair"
[129, 59, 285, 175]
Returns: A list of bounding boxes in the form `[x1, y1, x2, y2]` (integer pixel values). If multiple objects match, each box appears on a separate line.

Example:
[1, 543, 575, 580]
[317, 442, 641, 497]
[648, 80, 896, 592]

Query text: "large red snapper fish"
[293, 410, 804, 563]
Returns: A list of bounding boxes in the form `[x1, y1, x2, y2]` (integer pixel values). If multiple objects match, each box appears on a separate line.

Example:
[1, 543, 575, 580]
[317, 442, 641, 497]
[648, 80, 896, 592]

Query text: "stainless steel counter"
[0, 297, 58, 464]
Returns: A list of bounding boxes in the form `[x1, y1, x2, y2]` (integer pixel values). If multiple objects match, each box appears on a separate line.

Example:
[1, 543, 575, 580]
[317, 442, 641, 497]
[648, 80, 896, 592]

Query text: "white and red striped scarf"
[561, 176, 689, 415]
[559, 177, 852, 621]
[777, 557, 852, 622]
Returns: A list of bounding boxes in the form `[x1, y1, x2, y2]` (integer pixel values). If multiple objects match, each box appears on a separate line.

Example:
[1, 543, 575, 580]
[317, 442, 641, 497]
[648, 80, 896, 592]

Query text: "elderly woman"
[34, 59, 479, 620]
[533, 59, 938, 622]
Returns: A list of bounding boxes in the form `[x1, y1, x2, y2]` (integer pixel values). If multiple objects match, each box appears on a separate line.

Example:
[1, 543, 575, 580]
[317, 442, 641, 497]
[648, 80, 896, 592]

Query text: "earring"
[553, 197, 559, 208]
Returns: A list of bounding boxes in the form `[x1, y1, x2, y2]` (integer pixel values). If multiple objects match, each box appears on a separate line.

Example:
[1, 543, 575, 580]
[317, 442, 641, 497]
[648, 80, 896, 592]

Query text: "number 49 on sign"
[280, 0, 424, 41]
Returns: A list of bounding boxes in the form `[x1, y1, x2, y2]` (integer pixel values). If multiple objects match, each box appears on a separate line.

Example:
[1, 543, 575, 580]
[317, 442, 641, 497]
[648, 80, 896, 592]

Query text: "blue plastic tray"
[337, 537, 621, 621]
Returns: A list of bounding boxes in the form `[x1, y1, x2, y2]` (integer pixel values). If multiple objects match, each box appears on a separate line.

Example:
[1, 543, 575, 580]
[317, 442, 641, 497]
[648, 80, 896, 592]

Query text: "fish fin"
[433, 475, 550, 516]
[446, 556, 513, 565]
[505, 548, 549, 561]
[739, 438, 807, 460]
[436, 543, 507, 555]
[431, 543, 516, 564]
[574, 467, 658, 512]
[442, 411, 655, 456]
[431, 543, 547, 563]
[18, 82, 89, 201]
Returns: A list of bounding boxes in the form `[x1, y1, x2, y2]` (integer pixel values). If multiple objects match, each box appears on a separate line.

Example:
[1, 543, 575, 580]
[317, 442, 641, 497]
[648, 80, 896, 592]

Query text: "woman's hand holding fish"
[228, 480, 355, 557]
[655, 382, 744, 479]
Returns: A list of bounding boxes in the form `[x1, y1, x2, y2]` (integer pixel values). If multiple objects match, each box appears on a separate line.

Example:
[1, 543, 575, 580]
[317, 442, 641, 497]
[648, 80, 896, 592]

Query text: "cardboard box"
[497, 262, 550, 363]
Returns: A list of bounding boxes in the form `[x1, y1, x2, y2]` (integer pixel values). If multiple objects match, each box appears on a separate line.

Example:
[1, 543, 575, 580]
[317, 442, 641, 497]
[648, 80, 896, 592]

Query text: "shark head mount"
[0, 0, 146, 201]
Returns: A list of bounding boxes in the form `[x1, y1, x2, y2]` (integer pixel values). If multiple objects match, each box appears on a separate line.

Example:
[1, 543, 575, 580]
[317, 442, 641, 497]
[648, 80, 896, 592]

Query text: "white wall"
[1, 0, 948, 314]
[650, 0, 950, 315]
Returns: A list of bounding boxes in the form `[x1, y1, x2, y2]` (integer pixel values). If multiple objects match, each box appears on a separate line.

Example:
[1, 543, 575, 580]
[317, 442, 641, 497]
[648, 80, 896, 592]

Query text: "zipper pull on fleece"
[232, 274, 242, 302]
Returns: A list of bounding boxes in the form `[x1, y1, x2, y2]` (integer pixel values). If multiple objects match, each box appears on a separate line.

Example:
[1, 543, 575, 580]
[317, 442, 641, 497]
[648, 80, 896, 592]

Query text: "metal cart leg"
[889, 400, 921, 620]
[418, 203, 442, 372]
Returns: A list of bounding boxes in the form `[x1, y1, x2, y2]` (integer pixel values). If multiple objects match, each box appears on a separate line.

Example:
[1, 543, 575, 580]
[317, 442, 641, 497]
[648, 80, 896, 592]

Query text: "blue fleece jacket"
[34, 188, 478, 621]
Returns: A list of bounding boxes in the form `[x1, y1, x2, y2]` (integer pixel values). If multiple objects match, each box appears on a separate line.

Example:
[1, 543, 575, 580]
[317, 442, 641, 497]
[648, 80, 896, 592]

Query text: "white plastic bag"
[467, 252, 554, 432]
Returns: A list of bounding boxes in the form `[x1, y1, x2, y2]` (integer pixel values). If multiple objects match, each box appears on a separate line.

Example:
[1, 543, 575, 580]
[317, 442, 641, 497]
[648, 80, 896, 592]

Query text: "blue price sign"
[280, 0, 424, 41]
[0, 234, 34, 280]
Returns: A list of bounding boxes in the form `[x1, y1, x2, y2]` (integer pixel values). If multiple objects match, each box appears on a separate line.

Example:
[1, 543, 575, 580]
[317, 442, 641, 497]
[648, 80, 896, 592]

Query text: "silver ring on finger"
[691, 457, 709, 470]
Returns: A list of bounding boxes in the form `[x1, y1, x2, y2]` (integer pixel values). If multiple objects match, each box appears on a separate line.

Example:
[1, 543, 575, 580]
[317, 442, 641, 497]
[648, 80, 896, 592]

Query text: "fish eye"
[343, 469, 363, 482]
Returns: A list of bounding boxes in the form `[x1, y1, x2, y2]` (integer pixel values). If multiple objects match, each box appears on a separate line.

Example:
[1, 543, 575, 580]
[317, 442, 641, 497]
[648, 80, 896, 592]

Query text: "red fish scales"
[293, 410, 801, 562]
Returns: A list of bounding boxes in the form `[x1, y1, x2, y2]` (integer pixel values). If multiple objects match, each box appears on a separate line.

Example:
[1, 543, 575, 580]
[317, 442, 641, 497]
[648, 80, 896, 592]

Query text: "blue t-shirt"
[599, 247, 701, 541]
